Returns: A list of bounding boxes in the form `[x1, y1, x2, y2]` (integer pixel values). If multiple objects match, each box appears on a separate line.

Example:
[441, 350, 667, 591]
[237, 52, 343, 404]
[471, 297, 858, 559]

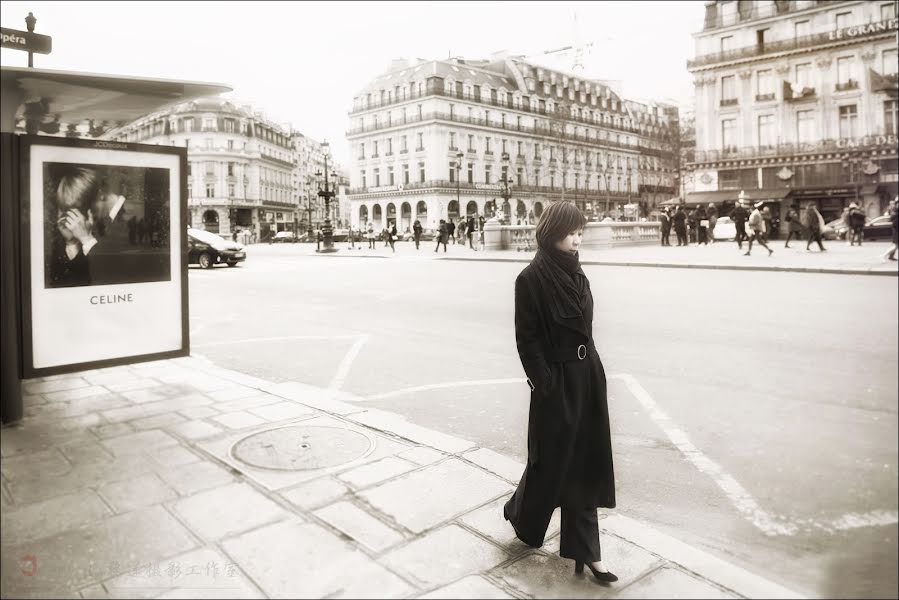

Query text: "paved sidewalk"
[270, 238, 898, 276]
[1, 356, 806, 599]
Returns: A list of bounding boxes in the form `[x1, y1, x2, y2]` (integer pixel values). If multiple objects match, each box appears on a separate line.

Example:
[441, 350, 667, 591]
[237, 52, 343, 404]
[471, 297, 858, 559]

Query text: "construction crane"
[523, 11, 609, 73]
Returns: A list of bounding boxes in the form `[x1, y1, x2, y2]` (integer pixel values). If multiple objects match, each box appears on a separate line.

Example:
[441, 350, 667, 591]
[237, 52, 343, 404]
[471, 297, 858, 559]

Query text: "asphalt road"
[188, 244, 898, 599]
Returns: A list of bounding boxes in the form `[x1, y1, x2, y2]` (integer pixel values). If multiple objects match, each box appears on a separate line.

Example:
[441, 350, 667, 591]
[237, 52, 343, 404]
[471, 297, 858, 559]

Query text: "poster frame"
[18, 135, 189, 378]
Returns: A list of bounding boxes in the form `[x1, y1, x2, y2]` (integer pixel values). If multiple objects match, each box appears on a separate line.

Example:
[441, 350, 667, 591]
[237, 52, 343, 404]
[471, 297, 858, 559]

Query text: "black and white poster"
[20, 137, 188, 375]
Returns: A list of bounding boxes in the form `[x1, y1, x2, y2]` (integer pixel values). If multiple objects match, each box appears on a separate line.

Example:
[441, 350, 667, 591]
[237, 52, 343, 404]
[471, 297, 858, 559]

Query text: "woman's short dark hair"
[535, 201, 586, 248]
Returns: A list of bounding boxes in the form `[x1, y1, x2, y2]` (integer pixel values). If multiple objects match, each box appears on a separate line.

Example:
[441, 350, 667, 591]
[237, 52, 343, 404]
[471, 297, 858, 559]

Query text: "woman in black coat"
[504, 201, 617, 583]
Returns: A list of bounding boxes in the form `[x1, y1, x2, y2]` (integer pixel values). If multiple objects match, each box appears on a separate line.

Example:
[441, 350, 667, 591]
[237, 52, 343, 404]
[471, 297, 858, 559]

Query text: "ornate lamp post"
[315, 140, 339, 253]
[498, 151, 513, 225]
[455, 151, 463, 219]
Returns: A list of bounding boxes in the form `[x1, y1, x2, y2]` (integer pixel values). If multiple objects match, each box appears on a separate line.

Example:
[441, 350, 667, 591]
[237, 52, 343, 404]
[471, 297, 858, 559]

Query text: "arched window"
[202, 209, 219, 233]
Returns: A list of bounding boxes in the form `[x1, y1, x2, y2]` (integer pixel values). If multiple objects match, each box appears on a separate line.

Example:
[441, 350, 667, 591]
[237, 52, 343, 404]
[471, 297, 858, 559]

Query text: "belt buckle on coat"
[526, 377, 536, 391]
[577, 344, 587, 360]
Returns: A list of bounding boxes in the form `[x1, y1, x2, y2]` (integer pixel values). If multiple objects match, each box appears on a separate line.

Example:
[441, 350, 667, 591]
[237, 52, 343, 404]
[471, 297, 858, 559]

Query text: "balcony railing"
[755, 93, 776, 102]
[690, 134, 898, 163]
[835, 80, 859, 92]
[720, 98, 739, 107]
[689, 18, 898, 69]
[348, 179, 634, 199]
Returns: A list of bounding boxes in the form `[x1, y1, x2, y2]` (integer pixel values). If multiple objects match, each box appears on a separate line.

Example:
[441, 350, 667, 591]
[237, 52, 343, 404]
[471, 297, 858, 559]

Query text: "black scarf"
[532, 245, 591, 339]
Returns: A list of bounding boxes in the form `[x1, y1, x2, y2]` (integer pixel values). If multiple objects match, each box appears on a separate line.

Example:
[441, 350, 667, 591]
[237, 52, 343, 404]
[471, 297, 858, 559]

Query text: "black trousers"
[558, 507, 602, 562]
[674, 226, 686, 246]
[661, 228, 671, 246]
[735, 226, 748, 247]
[807, 232, 825, 250]
[784, 230, 801, 245]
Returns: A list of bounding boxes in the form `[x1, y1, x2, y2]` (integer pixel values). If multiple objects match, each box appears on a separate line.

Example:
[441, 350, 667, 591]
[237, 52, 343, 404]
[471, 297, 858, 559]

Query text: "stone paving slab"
[281, 476, 350, 511]
[0, 489, 112, 544]
[612, 565, 739, 599]
[97, 473, 178, 514]
[336, 455, 419, 489]
[314, 500, 405, 553]
[221, 520, 415, 598]
[0, 506, 198, 598]
[459, 494, 561, 551]
[417, 575, 516, 599]
[381, 524, 510, 588]
[348, 408, 477, 454]
[172, 482, 293, 541]
[100, 546, 264, 599]
[359, 459, 513, 534]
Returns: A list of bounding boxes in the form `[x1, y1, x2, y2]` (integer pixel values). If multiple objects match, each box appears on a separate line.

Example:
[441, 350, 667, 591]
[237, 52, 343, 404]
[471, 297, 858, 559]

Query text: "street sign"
[0, 28, 52, 54]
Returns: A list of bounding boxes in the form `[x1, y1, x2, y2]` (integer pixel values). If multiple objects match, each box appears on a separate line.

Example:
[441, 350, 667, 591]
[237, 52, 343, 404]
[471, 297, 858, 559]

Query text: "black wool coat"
[504, 261, 616, 548]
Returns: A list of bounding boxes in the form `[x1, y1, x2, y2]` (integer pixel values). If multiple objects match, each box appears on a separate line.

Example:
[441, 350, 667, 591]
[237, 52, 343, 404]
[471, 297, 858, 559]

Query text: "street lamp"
[455, 151, 463, 221]
[498, 151, 513, 225]
[315, 140, 339, 253]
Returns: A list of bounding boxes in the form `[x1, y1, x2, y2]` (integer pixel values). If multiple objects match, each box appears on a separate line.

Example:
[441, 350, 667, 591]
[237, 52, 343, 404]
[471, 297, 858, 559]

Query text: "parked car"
[712, 216, 737, 241]
[271, 231, 297, 243]
[822, 218, 849, 241]
[187, 228, 246, 268]
[863, 215, 894, 240]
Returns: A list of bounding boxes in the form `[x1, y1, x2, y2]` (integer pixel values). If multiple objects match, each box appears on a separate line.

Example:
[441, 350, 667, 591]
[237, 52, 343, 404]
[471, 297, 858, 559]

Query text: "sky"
[1, 1, 704, 166]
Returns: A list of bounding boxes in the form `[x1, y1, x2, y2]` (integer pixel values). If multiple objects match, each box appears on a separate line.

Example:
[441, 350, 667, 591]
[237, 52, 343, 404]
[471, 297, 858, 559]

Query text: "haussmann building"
[685, 0, 898, 232]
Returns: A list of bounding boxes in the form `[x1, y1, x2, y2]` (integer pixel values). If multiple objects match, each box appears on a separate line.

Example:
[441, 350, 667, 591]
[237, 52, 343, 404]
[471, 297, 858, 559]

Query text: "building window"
[417, 133, 423, 149]
[401, 135, 408, 151]
[517, 167, 524, 186]
[467, 163, 474, 183]
[227, 140, 234, 151]
[883, 49, 898, 75]
[228, 184, 235, 197]
[885, 100, 898, 135]
[206, 162, 215, 176]
[883, 2, 897, 20]
[517, 141, 523, 157]
[485, 137, 492, 154]
[373, 140, 379, 156]
[403, 164, 410, 184]
[468, 134, 475, 151]
[836, 56, 854, 85]
[794, 20, 810, 38]
[534, 143, 540, 159]
[374, 167, 380, 187]
[502, 139, 507, 154]
[205, 138, 213, 150]
[449, 162, 456, 182]
[187, 162, 192, 177]
[359, 143, 365, 159]
[203, 118, 215, 131]
[419, 162, 425, 183]
[361, 170, 367, 188]
[720, 35, 733, 52]
[388, 166, 395, 185]
[757, 70, 773, 98]
[796, 63, 812, 88]
[839, 105, 858, 139]
[449, 132, 456, 149]
[387, 138, 393, 154]
[206, 184, 215, 198]
[835, 11, 852, 29]
[721, 75, 736, 103]
[722, 119, 737, 151]
[227, 162, 234, 176]
[485, 164, 492, 184]
[758, 114, 775, 148]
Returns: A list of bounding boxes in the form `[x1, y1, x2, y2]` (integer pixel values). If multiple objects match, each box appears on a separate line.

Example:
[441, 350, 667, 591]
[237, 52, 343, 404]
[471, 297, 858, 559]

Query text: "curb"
[437, 256, 899, 276]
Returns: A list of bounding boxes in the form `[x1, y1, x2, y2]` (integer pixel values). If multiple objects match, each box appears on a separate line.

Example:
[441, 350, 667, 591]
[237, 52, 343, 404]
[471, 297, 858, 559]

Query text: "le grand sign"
[828, 18, 898, 41]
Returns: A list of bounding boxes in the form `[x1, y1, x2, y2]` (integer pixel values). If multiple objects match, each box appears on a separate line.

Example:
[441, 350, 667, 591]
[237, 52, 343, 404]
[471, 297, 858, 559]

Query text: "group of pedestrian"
[660, 203, 720, 247]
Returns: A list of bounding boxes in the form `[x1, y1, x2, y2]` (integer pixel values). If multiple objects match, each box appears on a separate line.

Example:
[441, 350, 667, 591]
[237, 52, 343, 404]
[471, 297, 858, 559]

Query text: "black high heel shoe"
[574, 561, 618, 583]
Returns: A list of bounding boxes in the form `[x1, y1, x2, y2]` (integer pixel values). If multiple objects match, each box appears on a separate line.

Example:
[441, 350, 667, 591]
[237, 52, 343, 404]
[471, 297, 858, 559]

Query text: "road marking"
[193, 335, 359, 349]
[329, 335, 369, 391]
[611, 373, 798, 537]
[794, 510, 899, 533]
[362, 378, 527, 401]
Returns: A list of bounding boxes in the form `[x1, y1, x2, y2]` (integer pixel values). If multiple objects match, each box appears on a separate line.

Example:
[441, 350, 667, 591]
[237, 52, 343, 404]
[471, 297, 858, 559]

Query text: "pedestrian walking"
[366, 222, 376, 249]
[687, 207, 698, 244]
[840, 206, 852, 245]
[784, 203, 802, 248]
[695, 205, 709, 245]
[388, 223, 397, 253]
[504, 200, 617, 584]
[672, 206, 687, 246]
[382, 227, 390, 248]
[848, 203, 866, 246]
[761, 205, 773, 242]
[434, 219, 448, 253]
[745, 201, 773, 256]
[467, 215, 476, 249]
[730, 201, 749, 249]
[805, 203, 827, 252]
[412, 219, 423, 250]
[707, 203, 718, 244]
[881, 197, 898, 262]
[659, 209, 671, 246]
[447, 219, 457, 244]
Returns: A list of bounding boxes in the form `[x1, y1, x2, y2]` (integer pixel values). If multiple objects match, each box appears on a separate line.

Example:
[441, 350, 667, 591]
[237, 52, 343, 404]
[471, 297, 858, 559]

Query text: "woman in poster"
[503, 201, 617, 584]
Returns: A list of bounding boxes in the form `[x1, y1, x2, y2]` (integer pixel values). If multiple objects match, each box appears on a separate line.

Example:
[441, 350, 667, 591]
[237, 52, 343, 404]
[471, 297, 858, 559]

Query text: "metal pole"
[1, 132, 23, 423]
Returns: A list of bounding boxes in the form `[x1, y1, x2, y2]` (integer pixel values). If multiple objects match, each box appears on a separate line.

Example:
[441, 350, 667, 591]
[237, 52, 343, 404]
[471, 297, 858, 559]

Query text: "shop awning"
[685, 189, 792, 206]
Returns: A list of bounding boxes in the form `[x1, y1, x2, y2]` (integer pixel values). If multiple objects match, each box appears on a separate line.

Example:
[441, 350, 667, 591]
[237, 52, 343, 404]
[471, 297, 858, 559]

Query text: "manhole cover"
[230, 426, 373, 471]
